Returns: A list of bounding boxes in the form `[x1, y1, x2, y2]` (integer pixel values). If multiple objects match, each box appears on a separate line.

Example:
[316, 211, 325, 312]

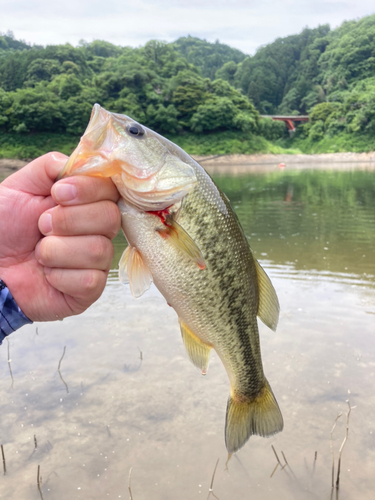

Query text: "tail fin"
[225, 379, 283, 453]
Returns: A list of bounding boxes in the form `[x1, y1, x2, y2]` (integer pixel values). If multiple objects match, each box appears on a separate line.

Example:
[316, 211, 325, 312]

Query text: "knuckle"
[89, 236, 113, 266]
[82, 270, 105, 296]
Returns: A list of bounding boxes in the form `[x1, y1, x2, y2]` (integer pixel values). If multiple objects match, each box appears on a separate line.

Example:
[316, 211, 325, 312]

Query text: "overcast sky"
[1, 0, 374, 55]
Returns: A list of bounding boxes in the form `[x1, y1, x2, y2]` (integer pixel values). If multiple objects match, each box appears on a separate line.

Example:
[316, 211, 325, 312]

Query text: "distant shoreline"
[1, 151, 375, 177]
[193, 151, 375, 165]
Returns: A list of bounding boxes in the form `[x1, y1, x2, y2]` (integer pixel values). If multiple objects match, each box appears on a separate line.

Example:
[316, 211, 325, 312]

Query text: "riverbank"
[1, 151, 375, 178]
[0, 158, 28, 176]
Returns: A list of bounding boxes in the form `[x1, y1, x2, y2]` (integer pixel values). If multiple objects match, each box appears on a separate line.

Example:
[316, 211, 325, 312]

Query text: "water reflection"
[0, 163, 374, 500]
[212, 167, 375, 279]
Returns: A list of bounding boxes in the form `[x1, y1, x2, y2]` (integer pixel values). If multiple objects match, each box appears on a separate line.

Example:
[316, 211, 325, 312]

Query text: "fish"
[60, 103, 283, 453]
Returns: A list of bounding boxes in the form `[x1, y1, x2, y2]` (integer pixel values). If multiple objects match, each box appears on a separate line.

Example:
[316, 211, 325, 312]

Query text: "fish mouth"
[59, 104, 172, 181]
[58, 104, 198, 211]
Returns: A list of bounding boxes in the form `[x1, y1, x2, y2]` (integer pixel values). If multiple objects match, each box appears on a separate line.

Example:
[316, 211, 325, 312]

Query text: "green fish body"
[61, 104, 283, 453]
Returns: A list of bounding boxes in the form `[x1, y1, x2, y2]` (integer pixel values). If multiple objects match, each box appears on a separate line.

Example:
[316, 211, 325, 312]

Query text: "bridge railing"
[260, 115, 309, 134]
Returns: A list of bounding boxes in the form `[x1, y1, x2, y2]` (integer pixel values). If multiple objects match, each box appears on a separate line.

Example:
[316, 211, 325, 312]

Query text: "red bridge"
[260, 115, 309, 133]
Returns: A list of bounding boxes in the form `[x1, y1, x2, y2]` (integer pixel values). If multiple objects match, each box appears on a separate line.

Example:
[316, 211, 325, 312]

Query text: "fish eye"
[126, 123, 145, 138]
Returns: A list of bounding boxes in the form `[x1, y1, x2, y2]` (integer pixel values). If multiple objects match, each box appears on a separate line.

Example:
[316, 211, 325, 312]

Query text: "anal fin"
[118, 245, 152, 298]
[179, 320, 211, 375]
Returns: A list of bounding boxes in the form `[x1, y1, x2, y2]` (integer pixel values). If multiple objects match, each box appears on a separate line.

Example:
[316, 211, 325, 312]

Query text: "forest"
[1, 13, 375, 158]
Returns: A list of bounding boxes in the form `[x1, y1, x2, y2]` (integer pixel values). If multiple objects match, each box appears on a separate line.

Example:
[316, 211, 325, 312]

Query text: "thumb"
[2, 152, 68, 196]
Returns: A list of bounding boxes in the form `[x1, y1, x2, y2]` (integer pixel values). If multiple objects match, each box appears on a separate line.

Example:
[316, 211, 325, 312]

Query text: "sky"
[1, 0, 375, 55]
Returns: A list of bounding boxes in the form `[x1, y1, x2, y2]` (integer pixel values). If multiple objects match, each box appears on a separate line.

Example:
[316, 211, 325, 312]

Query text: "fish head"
[59, 104, 197, 211]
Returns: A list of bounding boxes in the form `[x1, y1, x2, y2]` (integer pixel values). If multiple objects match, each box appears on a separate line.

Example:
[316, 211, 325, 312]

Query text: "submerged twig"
[271, 445, 282, 465]
[270, 462, 279, 478]
[137, 346, 143, 361]
[280, 451, 288, 470]
[312, 451, 317, 476]
[34, 435, 38, 450]
[57, 346, 66, 371]
[330, 412, 342, 488]
[6, 338, 14, 389]
[270, 446, 293, 481]
[1, 444, 6, 474]
[270, 446, 282, 478]
[128, 467, 133, 500]
[37, 464, 44, 500]
[57, 346, 69, 394]
[282, 450, 298, 480]
[336, 393, 355, 489]
[207, 458, 220, 500]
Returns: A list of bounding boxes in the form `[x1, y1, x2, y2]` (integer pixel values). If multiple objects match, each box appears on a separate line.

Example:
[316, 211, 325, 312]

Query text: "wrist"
[0, 278, 33, 345]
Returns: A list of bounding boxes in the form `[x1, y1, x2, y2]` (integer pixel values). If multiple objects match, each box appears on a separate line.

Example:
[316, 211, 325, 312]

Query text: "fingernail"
[39, 212, 52, 235]
[54, 182, 77, 203]
[43, 267, 52, 275]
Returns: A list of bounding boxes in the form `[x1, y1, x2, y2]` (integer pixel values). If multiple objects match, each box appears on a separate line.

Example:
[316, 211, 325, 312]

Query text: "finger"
[52, 175, 120, 206]
[2, 152, 67, 195]
[44, 268, 108, 314]
[39, 201, 121, 239]
[36, 235, 114, 271]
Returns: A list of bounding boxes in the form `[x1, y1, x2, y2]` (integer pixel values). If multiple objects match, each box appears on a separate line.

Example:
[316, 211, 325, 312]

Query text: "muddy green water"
[1, 163, 374, 500]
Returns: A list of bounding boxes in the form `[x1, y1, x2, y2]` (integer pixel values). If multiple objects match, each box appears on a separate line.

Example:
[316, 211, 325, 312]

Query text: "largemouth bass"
[60, 104, 283, 453]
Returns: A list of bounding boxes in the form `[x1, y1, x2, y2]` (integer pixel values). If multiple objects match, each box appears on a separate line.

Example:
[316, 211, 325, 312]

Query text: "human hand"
[0, 152, 121, 322]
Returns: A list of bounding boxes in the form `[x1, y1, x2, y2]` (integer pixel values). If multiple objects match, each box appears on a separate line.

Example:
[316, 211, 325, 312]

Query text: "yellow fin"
[225, 379, 283, 454]
[118, 246, 131, 285]
[254, 259, 280, 331]
[179, 320, 211, 375]
[156, 215, 205, 270]
[119, 246, 152, 298]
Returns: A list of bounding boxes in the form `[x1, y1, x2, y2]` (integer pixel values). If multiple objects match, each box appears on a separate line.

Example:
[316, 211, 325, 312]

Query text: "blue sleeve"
[0, 279, 33, 345]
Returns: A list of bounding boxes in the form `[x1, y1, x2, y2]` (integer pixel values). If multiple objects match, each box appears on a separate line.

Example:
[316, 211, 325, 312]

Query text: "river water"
[0, 162, 374, 500]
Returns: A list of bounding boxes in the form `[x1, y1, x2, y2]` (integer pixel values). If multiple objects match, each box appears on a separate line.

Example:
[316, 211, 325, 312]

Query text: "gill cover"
[59, 104, 198, 211]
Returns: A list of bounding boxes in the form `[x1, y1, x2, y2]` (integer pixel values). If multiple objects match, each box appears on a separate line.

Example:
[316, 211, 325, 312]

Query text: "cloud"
[1, 0, 374, 54]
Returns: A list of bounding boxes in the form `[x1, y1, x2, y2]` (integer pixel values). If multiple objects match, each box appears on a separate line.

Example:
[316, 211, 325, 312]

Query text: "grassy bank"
[0, 130, 302, 160]
[276, 132, 375, 154]
[167, 130, 301, 155]
[0, 133, 81, 160]
[2, 130, 375, 161]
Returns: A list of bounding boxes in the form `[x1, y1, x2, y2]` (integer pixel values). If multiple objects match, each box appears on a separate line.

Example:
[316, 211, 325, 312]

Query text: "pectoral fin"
[254, 259, 280, 331]
[119, 246, 152, 298]
[119, 246, 131, 285]
[179, 320, 212, 375]
[156, 215, 205, 270]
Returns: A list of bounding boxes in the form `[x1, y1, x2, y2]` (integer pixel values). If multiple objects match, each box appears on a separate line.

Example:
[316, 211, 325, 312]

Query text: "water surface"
[0, 162, 374, 500]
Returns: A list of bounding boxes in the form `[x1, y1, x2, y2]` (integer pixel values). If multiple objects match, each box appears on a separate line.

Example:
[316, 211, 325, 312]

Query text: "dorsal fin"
[254, 259, 279, 331]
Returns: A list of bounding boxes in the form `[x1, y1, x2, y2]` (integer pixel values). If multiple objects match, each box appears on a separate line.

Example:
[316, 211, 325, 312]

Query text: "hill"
[1, 15, 375, 158]
[0, 36, 286, 158]
[216, 15, 375, 152]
